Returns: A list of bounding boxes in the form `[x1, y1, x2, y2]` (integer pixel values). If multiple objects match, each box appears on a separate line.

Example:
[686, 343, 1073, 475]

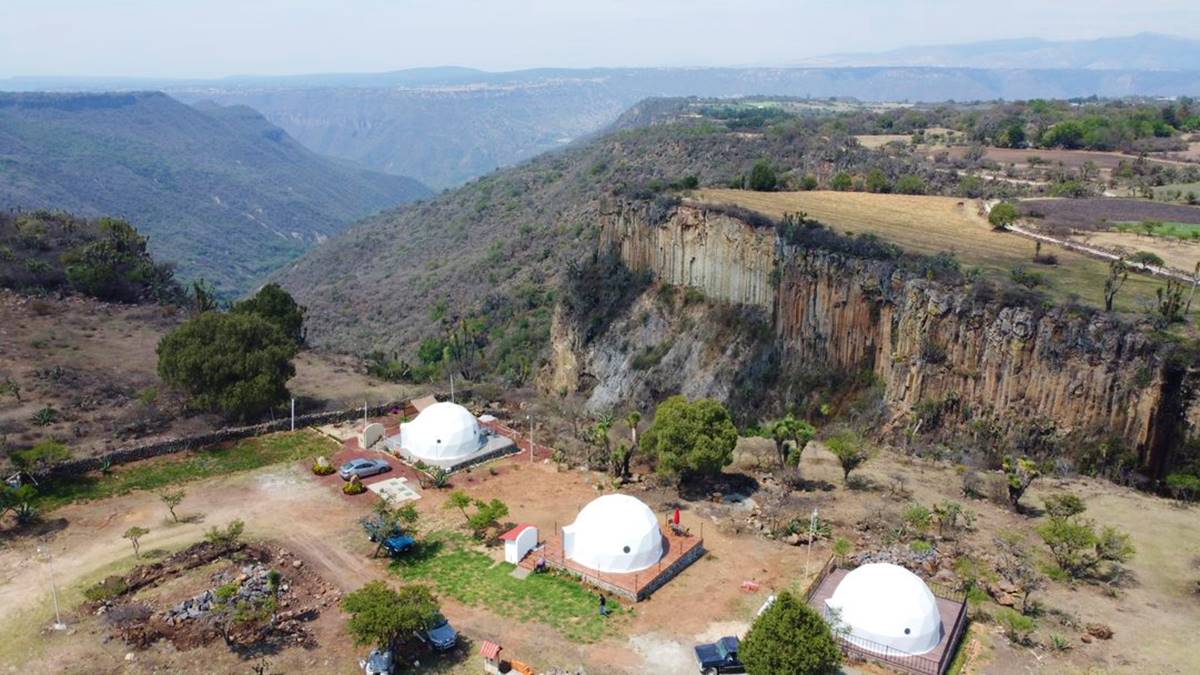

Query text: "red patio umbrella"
[673, 508, 680, 525]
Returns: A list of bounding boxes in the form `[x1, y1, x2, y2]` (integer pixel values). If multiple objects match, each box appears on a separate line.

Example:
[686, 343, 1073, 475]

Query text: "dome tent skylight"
[562, 494, 664, 574]
[825, 563, 944, 655]
[398, 401, 485, 463]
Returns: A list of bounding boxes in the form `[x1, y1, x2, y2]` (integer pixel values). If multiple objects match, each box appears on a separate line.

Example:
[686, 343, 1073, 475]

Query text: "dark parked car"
[694, 636, 745, 674]
[424, 615, 458, 651]
[360, 647, 393, 675]
[339, 458, 391, 481]
[382, 532, 415, 556]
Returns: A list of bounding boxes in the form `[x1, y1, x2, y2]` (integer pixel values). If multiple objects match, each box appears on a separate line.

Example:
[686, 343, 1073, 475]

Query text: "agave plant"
[31, 406, 58, 427]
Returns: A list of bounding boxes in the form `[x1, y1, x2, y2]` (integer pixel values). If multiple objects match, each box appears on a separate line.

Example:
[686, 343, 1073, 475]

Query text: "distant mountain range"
[0, 92, 431, 294]
[5, 39, 1200, 190]
[794, 33, 1200, 71]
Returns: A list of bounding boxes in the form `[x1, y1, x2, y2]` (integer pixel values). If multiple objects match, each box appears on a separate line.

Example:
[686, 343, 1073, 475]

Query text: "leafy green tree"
[799, 175, 819, 191]
[123, 526, 149, 558]
[747, 161, 778, 191]
[1166, 472, 1200, 501]
[1036, 496, 1134, 580]
[641, 396, 738, 481]
[612, 411, 642, 478]
[233, 283, 306, 345]
[157, 311, 298, 421]
[0, 483, 38, 522]
[1043, 493, 1086, 519]
[1002, 456, 1041, 512]
[989, 202, 1020, 230]
[342, 581, 440, 650]
[444, 490, 473, 523]
[1001, 121, 1027, 148]
[760, 415, 815, 468]
[826, 430, 870, 483]
[159, 488, 186, 523]
[740, 591, 841, 674]
[864, 169, 890, 193]
[467, 498, 509, 539]
[894, 174, 926, 195]
[60, 218, 178, 303]
[191, 278, 220, 314]
[830, 172, 853, 191]
[1127, 250, 1165, 267]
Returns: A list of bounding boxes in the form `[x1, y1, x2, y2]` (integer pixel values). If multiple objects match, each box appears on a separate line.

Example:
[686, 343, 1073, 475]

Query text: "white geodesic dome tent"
[398, 401, 485, 463]
[562, 494, 664, 574]
[825, 563, 944, 655]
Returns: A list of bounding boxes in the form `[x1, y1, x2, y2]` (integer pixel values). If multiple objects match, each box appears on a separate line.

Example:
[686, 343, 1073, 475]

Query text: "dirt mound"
[92, 540, 335, 654]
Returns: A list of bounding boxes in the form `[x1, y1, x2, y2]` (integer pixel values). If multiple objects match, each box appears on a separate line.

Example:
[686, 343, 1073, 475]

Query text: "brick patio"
[518, 518, 705, 601]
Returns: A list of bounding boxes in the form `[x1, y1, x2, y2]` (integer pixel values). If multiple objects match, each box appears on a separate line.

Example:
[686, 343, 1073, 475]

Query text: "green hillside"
[0, 92, 431, 295]
[270, 105, 964, 380]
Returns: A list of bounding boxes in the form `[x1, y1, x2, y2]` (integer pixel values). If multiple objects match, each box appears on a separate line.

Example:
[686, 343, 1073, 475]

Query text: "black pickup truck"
[693, 636, 746, 674]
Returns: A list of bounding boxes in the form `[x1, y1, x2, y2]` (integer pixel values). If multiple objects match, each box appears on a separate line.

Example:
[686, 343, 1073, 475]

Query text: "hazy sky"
[2, 0, 1198, 78]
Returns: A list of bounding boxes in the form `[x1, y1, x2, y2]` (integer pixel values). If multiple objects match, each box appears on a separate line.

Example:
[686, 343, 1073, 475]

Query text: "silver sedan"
[338, 458, 391, 481]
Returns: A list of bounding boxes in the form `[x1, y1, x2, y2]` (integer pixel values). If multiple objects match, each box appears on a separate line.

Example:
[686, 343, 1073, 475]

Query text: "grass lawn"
[693, 189, 1180, 315]
[33, 429, 336, 511]
[1113, 220, 1200, 240]
[392, 531, 626, 643]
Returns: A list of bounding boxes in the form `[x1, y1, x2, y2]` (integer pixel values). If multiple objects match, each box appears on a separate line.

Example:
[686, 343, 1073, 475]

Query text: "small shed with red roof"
[500, 524, 538, 565]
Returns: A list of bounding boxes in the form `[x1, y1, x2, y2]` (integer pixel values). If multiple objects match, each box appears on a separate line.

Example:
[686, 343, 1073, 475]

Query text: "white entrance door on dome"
[562, 494, 664, 574]
[825, 563, 944, 655]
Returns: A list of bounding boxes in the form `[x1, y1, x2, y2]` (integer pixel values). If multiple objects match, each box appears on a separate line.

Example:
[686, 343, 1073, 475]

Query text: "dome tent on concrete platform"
[562, 494, 664, 574]
[398, 401, 485, 464]
[825, 563, 944, 655]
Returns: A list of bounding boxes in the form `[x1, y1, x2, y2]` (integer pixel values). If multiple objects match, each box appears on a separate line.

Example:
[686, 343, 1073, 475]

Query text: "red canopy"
[480, 640, 502, 659]
[673, 508, 681, 525]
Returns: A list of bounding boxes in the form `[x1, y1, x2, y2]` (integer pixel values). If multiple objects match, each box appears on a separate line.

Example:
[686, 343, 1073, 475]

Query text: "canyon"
[546, 201, 1194, 477]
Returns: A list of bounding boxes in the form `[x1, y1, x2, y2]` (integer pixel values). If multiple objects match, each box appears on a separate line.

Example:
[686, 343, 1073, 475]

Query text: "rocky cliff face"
[549, 201, 1188, 475]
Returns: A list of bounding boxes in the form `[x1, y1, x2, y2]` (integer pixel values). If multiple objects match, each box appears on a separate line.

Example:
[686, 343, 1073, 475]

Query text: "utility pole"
[804, 508, 818, 582]
[37, 545, 66, 630]
[290, 397, 295, 432]
[362, 401, 367, 430]
[450, 374, 455, 403]
[528, 415, 534, 463]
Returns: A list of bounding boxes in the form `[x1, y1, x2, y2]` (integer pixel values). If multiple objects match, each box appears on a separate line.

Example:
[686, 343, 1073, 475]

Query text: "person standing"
[598, 593, 609, 617]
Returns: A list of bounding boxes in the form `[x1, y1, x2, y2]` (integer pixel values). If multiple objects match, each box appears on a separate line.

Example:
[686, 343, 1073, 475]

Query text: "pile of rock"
[160, 564, 277, 626]
[161, 590, 216, 625]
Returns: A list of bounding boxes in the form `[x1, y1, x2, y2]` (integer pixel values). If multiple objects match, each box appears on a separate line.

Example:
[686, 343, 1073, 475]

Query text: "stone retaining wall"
[37, 401, 407, 480]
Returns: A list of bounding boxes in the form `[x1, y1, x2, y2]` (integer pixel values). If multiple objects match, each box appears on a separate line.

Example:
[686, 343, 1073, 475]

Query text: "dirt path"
[0, 463, 378, 658]
[986, 199, 1197, 281]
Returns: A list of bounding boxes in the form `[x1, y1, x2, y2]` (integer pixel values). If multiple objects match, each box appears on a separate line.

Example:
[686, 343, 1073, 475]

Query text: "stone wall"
[38, 401, 407, 480]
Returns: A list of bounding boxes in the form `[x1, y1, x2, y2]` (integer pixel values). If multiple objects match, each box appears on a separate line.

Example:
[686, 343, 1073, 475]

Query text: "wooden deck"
[807, 566, 967, 675]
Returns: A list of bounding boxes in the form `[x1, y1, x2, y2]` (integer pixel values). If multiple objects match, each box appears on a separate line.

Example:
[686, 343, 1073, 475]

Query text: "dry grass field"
[1078, 230, 1200, 274]
[694, 189, 1179, 315]
[855, 134, 911, 149]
